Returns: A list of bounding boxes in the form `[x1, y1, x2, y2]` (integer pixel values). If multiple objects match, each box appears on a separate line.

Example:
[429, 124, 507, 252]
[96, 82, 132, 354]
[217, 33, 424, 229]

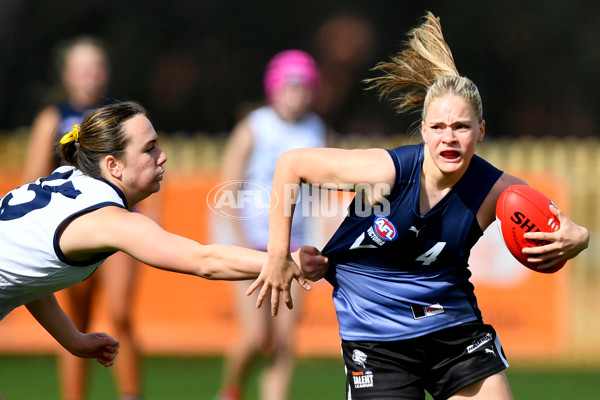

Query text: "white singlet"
[0, 166, 126, 319]
[240, 106, 326, 249]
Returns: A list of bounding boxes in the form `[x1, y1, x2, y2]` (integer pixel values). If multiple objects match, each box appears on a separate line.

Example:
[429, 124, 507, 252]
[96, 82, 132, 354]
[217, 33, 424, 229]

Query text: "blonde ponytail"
[364, 12, 483, 123]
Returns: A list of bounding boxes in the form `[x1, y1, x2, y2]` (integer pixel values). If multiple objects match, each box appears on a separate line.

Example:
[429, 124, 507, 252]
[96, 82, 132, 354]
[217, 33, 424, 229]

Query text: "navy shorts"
[341, 322, 509, 400]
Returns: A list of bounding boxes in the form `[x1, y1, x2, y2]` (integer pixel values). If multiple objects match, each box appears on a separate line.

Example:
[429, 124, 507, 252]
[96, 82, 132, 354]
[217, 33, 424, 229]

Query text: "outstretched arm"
[58, 206, 328, 286]
[522, 204, 590, 271]
[25, 294, 119, 367]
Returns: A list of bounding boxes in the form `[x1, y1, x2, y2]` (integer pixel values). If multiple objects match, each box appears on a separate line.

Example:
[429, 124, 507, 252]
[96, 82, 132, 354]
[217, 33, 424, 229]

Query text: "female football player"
[249, 12, 589, 399]
[23, 35, 144, 400]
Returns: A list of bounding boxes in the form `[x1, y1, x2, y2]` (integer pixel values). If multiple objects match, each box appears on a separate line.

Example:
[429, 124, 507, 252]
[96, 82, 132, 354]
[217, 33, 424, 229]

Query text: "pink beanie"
[263, 49, 320, 103]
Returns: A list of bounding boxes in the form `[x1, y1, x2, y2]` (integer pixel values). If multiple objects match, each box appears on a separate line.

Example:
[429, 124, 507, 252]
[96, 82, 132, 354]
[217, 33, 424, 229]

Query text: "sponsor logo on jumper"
[352, 349, 367, 368]
[466, 333, 493, 353]
[352, 370, 374, 389]
[411, 303, 445, 319]
[373, 216, 397, 241]
[485, 348, 496, 356]
[367, 226, 385, 246]
[409, 225, 423, 237]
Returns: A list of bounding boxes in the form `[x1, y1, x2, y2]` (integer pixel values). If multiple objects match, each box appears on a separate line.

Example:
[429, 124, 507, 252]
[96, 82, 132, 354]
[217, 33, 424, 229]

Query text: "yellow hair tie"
[59, 124, 80, 144]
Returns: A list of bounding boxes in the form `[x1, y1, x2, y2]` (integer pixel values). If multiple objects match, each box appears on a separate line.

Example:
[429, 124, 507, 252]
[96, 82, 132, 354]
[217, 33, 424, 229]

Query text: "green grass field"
[1, 355, 599, 399]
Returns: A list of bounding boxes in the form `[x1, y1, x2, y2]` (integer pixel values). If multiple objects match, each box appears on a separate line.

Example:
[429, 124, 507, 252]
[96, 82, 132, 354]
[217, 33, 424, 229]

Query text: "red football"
[495, 184, 565, 273]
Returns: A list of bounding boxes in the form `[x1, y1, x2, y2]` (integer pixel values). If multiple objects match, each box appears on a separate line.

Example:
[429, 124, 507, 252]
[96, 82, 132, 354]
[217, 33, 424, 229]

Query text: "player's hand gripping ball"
[495, 184, 566, 273]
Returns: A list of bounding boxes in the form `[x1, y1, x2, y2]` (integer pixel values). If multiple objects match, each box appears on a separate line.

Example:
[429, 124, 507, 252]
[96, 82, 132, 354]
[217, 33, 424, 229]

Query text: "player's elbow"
[195, 260, 220, 280]
[194, 246, 223, 280]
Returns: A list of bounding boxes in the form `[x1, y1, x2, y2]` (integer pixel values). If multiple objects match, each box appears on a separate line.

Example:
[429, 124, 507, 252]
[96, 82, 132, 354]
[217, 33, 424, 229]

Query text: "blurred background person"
[215, 50, 327, 400]
[310, 11, 400, 136]
[22, 36, 142, 400]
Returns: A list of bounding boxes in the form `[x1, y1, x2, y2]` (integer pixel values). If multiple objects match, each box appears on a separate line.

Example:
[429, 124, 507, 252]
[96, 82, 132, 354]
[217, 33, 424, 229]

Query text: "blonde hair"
[364, 12, 483, 125]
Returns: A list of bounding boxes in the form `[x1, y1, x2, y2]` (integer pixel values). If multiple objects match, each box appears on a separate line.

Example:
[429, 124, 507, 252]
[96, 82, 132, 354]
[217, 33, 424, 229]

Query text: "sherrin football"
[495, 184, 566, 273]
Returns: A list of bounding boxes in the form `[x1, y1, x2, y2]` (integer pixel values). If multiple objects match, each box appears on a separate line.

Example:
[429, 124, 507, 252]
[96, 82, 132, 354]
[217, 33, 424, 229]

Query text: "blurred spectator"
[146, 36, 238, 133]
[215, 49, 327, 400]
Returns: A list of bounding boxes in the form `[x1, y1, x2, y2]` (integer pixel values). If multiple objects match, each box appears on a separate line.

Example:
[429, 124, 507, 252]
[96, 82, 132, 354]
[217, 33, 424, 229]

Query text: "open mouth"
[440, 150, 460, 160]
